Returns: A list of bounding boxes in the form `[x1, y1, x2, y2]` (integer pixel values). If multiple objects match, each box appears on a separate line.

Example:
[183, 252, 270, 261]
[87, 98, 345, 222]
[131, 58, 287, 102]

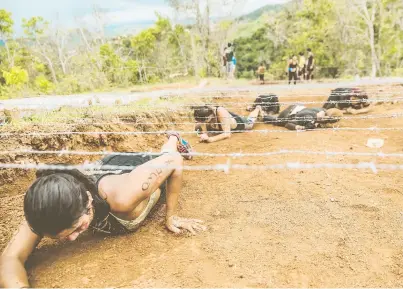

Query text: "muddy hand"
[166, 216, 207, 235]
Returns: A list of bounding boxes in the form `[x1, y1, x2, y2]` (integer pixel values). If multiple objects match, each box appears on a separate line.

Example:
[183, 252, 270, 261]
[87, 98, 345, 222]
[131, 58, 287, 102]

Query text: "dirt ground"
[1, 83, 403, 287]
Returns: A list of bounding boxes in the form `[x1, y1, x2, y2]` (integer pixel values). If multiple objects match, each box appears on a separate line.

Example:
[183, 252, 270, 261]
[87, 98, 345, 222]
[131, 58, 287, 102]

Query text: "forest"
[0, 0, 402, 98]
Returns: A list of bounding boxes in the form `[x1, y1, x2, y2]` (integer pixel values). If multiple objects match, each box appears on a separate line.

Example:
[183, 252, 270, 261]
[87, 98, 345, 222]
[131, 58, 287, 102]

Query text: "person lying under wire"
[323, 87, 372, 115]
[263, 104, 343, 131]
[0, 132, 206, 288]
[193, 105, 264, 143]
[246, 94, 280, 115]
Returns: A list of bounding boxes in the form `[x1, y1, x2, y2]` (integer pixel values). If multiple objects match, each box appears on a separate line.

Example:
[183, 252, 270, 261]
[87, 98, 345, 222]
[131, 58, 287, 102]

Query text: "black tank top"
[308, 55, 314, 67]
[277, 105, 323, 129]
[289, 62, 298, 69]
[86, 154, 166, 235]
[294, 108, 323, 129]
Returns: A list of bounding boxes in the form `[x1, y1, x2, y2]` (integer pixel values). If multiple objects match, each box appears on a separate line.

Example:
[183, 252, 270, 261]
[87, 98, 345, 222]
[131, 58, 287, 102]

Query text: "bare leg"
[161, 136, 179, 154]
[244, 106, 263, 130]
[248, 105, 262, 119]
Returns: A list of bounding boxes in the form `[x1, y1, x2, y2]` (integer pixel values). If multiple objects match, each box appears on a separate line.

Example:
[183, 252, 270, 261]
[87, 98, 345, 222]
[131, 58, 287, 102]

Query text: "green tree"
[0, 9, 15, 68]
[22, 16, 58, 83]
[3, 66, 29, 88]
[100, 43, 124, 84]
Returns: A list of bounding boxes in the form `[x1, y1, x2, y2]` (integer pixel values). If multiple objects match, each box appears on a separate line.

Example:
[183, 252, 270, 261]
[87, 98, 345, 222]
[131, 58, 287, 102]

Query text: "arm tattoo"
[141, 169, 163, 191]
[141, 158, 176, 191]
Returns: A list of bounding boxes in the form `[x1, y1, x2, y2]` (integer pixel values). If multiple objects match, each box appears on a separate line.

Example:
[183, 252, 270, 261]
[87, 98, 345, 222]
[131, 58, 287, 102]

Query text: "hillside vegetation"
[0, 0, 402, 98]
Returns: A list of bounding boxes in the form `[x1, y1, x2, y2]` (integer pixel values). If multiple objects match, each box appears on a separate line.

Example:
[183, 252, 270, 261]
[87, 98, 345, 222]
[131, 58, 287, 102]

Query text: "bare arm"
[115, 151, 205, 234]
[205, 107, 232, 143]
[111, 152, 182, 212]
[345, 104, 373, 115]
[0, 221, 41, 288]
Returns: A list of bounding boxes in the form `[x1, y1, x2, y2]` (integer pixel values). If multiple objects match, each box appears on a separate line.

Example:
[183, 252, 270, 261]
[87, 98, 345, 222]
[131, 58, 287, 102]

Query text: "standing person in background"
[231, 55, 237, 79]
[306, 48, 315, 81]
[222, 48, 227, 77]
[285, 56, 293, 80]
[298, 52, 306, 81]
[224, 43, 234, 79]
[285, 56, 292, 73]
[288, 55, 298, 85]
[257, 63, 266, 85]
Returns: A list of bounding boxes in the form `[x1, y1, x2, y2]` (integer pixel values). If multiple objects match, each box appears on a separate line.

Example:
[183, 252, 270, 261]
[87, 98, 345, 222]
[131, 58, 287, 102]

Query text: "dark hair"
[24, 168, 110, 236]
[307, 48, 312, 52]
[193, 106, 214, 123]
[299, 51, 304, 56]
[228, 43, 232, 47]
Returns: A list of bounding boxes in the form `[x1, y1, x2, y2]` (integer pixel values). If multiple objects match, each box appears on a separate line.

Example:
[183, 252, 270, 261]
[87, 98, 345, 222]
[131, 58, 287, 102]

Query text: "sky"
[2, 0, 290, 35]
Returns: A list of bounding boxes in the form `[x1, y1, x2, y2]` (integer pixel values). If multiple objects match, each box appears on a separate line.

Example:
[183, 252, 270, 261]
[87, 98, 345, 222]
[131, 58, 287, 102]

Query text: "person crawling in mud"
[0, 132, 206, 288]
[323, 87, 372, 115]
[245, 94, 280, 115]
[263, 104, 343, 131]
[193, 104, 265, 143]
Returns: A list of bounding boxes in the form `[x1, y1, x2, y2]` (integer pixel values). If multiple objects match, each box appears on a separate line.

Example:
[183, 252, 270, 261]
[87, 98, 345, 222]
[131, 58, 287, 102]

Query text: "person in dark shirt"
[288, 55, 298, 85]
[224, 43, 234, 79]
[306, 48, 315, 81]
[263, 105, 343, 130]
[246, 94, 280, 115]
[323, 87, 372, 115]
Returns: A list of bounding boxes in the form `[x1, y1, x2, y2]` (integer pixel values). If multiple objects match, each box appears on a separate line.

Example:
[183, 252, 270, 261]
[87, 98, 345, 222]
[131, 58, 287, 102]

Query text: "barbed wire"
[7, 97, 402, 124]
[170, 90, 403, 98]
[8, 112, 403, 128]
[0, 161, 401, 174]
[1, 79, 401, 109]
[4, 94, 403, 109]
[66, 96, 403, 108]
[0, 126, 401, 137]
[3, 149, 403, 158]
[171, 97, 402, 107]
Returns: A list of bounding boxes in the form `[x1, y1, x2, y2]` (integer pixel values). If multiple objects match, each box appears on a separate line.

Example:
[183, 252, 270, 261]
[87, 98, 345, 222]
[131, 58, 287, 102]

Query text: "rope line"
[3, 149, 403, 158]
[10, 112, 403, 127]
[0, 127, 401, 137]
[0, 161, 401, 173]
[8, 96, 403, 109]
